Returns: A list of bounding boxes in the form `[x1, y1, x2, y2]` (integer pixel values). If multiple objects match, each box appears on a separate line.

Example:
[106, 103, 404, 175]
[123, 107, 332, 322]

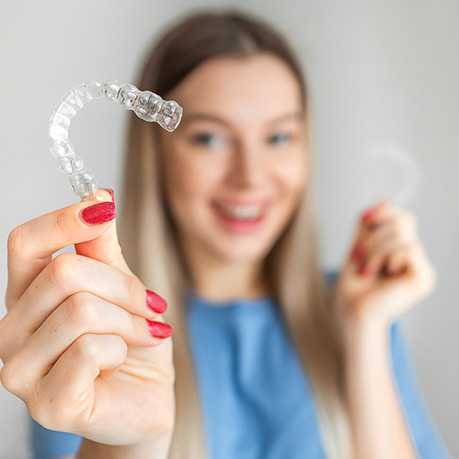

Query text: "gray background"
[0, 1, 457, 457]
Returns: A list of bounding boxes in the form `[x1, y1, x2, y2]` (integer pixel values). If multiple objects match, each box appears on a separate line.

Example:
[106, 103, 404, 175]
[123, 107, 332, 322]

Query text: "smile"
[211, 200, 269, 233]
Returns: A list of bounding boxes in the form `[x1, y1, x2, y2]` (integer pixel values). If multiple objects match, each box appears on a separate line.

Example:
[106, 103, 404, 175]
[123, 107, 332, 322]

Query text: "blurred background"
[0, 1, 457, 457]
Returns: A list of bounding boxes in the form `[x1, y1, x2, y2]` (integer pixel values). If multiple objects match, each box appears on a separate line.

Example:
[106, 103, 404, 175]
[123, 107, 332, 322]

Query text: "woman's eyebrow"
[181, 111, 303, 127]
[180, 113, 229, 127]
[266, 111, 304, 125]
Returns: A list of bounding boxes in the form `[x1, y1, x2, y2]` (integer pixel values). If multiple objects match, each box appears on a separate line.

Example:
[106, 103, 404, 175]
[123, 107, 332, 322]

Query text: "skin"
[336, 199, 437, 458]
[159, 54, 307, 301]
[0, 54, 437, 459]
[0, 191, 174, 458]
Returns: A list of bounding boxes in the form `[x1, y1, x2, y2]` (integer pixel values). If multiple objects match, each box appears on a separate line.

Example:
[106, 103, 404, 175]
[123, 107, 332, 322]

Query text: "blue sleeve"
[390, 321, 451, 458]
[30, 416, 82, 459]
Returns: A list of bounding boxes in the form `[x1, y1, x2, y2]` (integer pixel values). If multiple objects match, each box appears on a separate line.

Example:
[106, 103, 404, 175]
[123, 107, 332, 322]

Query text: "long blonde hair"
[119, 11, 351, 458]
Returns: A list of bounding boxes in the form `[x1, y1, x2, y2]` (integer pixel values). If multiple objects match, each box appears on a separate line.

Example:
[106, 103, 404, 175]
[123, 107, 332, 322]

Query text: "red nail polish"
[146, 321, 172, 338]
[146, 290, 167, 314]
[351, 246, 365, 261]
[362, 209, 377, 222]
[81, 202, 116, 225]
[100, 188, 114, 202]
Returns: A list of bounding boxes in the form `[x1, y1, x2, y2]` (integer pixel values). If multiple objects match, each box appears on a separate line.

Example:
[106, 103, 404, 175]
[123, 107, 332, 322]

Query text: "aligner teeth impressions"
[48, 79, 183, 199]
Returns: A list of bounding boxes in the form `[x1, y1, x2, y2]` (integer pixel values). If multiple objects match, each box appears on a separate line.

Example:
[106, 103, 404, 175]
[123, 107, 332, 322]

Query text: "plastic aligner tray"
[48, 79, 183, 200]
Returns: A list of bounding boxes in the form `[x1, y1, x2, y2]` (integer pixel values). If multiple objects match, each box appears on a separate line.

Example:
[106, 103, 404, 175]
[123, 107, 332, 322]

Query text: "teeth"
[217, 204, 263, 219]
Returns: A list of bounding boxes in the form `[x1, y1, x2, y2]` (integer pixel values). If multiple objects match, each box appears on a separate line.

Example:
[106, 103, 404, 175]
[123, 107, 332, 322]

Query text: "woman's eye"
[268, 133, 292, 145]
[191, 133, 223, 147]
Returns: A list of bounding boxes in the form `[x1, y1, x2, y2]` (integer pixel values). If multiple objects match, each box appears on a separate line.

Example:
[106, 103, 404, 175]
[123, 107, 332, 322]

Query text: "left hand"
[334, 198, 437, 329]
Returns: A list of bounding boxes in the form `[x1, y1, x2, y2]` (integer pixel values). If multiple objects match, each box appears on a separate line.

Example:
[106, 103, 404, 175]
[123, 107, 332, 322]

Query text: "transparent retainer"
[48, 79, 183, 201]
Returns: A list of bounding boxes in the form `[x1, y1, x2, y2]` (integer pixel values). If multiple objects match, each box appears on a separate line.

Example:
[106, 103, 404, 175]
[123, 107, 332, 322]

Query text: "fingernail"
[100, 188, 115, 203]
[81, 202, 116, 225]
[351, 246, 365, 261]
[362, 209, 377, 222]
[146, 289, 167, 314]
[358, 264, 369, 276]
[146, 321, 172, 338]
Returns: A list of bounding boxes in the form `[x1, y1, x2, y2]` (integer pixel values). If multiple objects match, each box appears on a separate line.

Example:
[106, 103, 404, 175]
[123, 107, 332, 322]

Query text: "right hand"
[0, 190, 174, 447]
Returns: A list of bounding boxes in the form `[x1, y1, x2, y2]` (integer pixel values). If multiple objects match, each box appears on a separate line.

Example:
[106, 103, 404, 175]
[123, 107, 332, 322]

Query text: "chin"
[212, 238, 275, 263]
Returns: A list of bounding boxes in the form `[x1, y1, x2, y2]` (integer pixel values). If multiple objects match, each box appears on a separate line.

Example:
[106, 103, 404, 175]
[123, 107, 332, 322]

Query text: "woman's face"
[159, 54, 308, 264]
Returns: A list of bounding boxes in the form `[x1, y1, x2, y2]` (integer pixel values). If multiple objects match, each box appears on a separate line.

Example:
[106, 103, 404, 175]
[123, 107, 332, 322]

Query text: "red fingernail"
[351, 246, 365, 260]
[100, 188, 115, 202]
[146, 321, 172, 338]
[362, 209, 377, 222]
[146, 290, 167, 314]
[81, 202, 116, 225]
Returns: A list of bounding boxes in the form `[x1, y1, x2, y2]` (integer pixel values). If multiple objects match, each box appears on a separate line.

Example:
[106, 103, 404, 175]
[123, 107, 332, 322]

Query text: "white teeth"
[216, 204, 263, 219]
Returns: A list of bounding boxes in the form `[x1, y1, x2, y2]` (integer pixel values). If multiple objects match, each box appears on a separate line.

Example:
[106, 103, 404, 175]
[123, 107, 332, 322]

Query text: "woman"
[0, 11, 450, 459]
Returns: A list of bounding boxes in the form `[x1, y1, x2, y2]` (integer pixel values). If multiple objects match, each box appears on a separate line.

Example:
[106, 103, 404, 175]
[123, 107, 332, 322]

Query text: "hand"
[0, 190, 174, 447]
[334, 198, 437, 330]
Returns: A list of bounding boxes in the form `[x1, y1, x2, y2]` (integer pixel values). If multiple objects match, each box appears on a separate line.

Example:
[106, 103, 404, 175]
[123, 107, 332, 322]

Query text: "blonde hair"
[119, 11, 351, 458]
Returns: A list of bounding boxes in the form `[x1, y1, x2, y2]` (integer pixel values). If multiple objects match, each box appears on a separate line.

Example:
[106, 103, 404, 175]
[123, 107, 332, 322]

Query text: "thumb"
[74, 188, 133, 277]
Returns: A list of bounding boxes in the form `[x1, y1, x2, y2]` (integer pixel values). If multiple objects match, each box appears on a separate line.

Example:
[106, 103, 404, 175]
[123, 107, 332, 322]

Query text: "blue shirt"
[30, 271, 450, 458]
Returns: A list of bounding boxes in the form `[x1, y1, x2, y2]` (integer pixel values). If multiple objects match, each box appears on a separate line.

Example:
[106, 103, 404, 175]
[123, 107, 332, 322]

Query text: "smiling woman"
[159, 55, 307, 267]
[0, 9, 451, 459]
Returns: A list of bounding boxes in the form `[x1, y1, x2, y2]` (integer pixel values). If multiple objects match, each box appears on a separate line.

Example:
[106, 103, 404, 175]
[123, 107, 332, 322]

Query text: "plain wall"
[0, 1, 457, 457]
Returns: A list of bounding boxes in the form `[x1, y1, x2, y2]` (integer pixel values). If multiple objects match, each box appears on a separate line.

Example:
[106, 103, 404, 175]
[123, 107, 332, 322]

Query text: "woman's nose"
[226, 142, 267, 188]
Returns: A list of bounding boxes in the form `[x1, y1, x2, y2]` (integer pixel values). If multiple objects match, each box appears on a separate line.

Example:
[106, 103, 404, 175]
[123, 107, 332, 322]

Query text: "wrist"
[337, 299, 390, 361]
[77, 432, 173, 459]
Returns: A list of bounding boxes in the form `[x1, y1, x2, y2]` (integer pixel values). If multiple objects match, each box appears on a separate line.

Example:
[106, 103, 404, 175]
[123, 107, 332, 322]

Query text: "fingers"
[386, 246, 414, 274]
[345, 199, 387, 261]
[2, 292, 169, 388]
[31, 334, 127, 431]
[347, 199, 420, 277]
[6, 189, 117, 307]
[74, 189, 133, 277]
[361, 237, 413, 277]
[5, 252, 167, 341]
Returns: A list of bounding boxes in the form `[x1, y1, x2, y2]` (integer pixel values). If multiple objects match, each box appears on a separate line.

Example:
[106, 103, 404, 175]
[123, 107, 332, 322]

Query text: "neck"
[180, 237, 270, 302]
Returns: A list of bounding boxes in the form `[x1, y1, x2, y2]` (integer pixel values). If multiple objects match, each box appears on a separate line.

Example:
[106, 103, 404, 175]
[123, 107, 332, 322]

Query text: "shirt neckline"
[185, 288, 273, 309]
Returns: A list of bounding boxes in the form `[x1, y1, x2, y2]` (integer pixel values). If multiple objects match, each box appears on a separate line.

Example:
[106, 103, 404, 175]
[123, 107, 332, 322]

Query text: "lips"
[212, 202, 264, 219]
[213, 198, 270, 207]
[212, 198, 270, 212]
[210, 198, 270, 233]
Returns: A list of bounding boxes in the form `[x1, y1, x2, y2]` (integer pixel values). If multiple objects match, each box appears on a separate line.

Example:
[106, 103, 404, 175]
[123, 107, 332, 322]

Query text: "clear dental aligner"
[48, 79, 183, 200]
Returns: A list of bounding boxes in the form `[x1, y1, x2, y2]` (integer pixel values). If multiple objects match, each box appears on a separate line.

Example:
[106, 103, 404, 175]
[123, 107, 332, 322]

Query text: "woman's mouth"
[211, 200, 269, 233]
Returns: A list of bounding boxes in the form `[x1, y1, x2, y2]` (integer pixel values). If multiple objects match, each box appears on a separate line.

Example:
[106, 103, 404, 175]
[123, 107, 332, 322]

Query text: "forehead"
[170, 54, 303, 127]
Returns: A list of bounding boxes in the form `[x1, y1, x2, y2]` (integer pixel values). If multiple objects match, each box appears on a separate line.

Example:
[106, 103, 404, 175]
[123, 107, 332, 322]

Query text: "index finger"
[346, 198, 391, 262]
[6, 191, 115, 307]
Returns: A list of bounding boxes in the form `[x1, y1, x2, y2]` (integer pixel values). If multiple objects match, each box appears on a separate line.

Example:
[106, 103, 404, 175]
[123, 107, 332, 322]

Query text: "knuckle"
[25, 389, 46, 422]
[50, 253, 80, 287]
[0, 359, 21, 396]
[64, 292, 98, 327]
[7, 225, 26, 257]
[27, 394, 62, 432]
[73, 334, 100, 361]
[111, 336, 128, 362]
